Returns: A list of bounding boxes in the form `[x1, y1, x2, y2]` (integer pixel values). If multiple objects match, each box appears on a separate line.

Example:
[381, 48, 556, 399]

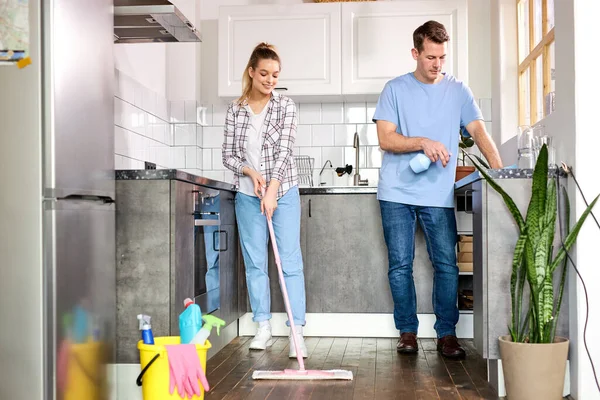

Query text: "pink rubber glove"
[166, 345, 187, 398]
[182, 345, 210, 394]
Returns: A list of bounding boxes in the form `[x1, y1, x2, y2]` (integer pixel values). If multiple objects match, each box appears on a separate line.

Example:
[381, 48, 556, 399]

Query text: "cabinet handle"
[464, 189, 474, 214]
[213, 230, 228, 252]
[309, 199, 311, 218]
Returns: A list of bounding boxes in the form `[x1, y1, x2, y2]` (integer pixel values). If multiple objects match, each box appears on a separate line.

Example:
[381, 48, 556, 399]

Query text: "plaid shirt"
[222, 91, 298, 199]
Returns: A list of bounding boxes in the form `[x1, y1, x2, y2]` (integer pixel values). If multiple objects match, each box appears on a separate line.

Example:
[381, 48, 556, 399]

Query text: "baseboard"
[238, 312, 474, 339]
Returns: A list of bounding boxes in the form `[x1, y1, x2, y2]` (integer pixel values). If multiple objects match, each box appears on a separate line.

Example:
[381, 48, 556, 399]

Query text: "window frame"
[517, 0, 555, 125]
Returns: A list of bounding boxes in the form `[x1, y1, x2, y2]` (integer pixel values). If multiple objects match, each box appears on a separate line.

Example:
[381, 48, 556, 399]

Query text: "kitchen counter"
[115, 169, 236, 192]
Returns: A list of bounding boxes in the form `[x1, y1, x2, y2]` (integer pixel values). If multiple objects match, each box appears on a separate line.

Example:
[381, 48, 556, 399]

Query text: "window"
[517, 0, 555, 125]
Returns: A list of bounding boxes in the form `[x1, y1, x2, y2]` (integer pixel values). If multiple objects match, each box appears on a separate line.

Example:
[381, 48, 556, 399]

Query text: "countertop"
[115, 169, 236, 192]
[115, 168, 539, 196]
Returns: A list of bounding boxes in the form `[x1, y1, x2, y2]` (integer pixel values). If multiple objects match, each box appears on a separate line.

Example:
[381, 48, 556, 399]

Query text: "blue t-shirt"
[373, 72, 482, 208]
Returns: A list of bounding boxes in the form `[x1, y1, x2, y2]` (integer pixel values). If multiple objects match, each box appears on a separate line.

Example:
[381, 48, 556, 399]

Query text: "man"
[373, 20, 503, 359]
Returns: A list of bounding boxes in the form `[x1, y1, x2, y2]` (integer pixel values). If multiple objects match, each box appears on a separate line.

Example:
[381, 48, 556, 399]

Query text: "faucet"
[353, 132, 369, 186]
[319, 160, 333, 186]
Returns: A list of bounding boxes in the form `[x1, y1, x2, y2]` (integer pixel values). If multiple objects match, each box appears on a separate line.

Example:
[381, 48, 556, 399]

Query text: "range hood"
[114, 0, 202, 43]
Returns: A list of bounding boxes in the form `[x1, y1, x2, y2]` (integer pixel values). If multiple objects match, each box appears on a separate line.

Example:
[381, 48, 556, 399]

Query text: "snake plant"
[467, 145, 599, 343]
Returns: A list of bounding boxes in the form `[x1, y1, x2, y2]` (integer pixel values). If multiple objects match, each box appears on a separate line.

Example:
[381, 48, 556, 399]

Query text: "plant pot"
[455, 166, 475, 182]
[498, 335, 569, 400]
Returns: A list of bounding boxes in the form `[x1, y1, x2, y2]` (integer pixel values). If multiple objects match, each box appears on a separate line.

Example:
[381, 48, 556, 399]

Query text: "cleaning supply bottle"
[179, 298, 203, 344]
[190, 315, 226, 345]
[409, 153, 432, 173]
[137, 314, 155, 344]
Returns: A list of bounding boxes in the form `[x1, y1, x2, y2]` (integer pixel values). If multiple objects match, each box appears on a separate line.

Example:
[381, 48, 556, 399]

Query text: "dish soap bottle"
[179, 298, 202, 344]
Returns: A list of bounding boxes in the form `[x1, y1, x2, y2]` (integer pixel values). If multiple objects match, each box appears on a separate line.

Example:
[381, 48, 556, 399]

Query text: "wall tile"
[298, 103, 321, 124]
[171, 147, 186, 168]
[295, 125, 312, 147]
[321, 103, 344, 124]
[170, 100, 185, 123]
[185, 146, 197, 169]
[202, 149, 212, 171]
[321, 146, 345, 168]
[366, 102, 377, 123]
[312, 125, 335, 147]
[366, 146, 383, 168]
[344, 102, 367, 124]
[212, 149, 224, 170]
[173, 124, 196, 146]
[334, 124, 357, 146]
[212, 104, 228, 127]
[203, 126, 224, 149]
[357, 124, 379, 146]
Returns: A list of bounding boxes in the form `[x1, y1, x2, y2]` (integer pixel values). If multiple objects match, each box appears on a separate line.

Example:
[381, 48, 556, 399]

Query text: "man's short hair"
[413, 20, 450, 52]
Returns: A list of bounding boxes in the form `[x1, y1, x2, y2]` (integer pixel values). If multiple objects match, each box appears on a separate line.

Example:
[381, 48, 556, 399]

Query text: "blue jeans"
[235, 186, 306, 326]
[379, 201, 459, 338]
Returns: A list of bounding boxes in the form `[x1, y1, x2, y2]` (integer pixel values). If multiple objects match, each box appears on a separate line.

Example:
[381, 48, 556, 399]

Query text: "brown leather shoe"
[397, 332, 418, 354]
[437, 335, 466, 359]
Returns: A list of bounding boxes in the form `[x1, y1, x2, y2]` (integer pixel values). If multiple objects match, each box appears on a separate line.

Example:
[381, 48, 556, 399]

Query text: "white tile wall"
[197, 99, 493, 187]
[114, 69, 204, 171]
[114, 71, 492, 187]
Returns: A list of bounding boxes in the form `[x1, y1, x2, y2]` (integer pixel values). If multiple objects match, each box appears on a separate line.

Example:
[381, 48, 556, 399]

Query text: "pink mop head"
[252, 369, 353, 380]
[251, 209, 353, 381]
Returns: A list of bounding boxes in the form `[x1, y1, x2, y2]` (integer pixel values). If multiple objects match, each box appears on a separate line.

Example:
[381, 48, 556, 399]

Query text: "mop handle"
[266, 216, 306, 371]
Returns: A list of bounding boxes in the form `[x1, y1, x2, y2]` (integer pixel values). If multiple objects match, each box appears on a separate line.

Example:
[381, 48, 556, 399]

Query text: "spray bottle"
[137, 314, 155, 345]
[190, 315, 226, 345]
[179, 298, 203, 344]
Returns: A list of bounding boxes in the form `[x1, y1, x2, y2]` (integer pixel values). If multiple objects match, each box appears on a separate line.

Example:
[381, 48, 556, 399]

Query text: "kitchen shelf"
[459, 309, 474, 314]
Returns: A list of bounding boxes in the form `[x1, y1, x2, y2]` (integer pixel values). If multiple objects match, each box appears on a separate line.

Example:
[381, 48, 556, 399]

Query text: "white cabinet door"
[341, 0, 468, 95]
[218, 4, 341, 97]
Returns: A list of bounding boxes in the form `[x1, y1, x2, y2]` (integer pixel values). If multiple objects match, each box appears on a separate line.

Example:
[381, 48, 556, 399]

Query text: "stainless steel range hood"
[114, 0, 202, 43]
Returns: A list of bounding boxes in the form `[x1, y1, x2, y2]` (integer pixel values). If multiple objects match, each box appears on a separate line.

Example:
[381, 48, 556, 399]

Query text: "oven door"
[194, 192, 222, 315]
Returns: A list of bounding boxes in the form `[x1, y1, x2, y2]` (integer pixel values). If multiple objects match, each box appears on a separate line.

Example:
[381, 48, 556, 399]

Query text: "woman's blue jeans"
[235, 186, 306, 326]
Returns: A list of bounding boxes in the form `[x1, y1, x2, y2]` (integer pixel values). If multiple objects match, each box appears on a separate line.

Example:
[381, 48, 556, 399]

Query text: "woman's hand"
[242, 167, 266, 198]
[260, 190, 278, 220]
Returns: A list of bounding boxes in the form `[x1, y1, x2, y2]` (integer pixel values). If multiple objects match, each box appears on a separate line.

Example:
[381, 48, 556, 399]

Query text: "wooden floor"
[204, 336, 499, 399]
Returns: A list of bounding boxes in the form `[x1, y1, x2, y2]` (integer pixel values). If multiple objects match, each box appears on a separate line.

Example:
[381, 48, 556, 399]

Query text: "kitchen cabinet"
[470, 176, 569, 359]
[218, 3, 342, 97]
[266, 193, 436, 314]
[218, 1, 467, 98]
[341, 0, 468, 95]
[115, 172, 243, 363]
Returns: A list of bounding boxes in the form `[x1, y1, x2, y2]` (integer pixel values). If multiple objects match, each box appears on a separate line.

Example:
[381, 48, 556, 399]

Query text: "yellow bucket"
[137, 336, 212, 400]
[62, 341, 107, 400]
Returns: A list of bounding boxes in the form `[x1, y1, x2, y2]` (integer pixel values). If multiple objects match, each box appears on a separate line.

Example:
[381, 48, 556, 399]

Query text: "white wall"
[490, 0, 600, 397]
[114, 44, 167, 97]
[571, 0, 600, 398]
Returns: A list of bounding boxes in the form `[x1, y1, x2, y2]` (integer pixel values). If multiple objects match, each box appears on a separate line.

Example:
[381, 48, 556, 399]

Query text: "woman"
[221, 43, 307, 358]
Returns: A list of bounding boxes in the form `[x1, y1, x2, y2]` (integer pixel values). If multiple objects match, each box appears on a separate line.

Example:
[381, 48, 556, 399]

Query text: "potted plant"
[466, 145, 599, 399]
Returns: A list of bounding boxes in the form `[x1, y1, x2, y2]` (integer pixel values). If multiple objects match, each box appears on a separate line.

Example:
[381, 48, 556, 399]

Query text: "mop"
[251, 213, 353, 381]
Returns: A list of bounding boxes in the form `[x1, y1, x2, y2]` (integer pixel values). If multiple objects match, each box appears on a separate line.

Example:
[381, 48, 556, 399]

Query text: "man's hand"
[421, 138, 451, 167]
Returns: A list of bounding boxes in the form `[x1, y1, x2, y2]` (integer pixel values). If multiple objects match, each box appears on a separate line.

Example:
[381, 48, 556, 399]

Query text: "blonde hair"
[237, 42, 281, 104]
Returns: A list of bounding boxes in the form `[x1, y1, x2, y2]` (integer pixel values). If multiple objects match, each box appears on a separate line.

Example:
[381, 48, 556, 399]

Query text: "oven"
[192, 187, 225, 315]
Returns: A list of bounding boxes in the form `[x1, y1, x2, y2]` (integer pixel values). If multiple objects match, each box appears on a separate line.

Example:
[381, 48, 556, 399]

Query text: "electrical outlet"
[144, 161, 156, 170]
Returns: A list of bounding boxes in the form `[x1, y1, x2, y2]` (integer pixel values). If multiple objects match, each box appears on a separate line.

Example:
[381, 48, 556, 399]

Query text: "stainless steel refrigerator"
[0, 1, 115, 399]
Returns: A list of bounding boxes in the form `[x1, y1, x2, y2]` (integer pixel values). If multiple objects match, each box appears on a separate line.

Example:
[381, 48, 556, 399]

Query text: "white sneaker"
[249, 323, 274, 350]
[288, 326, 308, 358]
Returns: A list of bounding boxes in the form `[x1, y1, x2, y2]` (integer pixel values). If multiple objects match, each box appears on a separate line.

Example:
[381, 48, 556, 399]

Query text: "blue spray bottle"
[137, 314, 155, 345]
[179, 298, 202, 344]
